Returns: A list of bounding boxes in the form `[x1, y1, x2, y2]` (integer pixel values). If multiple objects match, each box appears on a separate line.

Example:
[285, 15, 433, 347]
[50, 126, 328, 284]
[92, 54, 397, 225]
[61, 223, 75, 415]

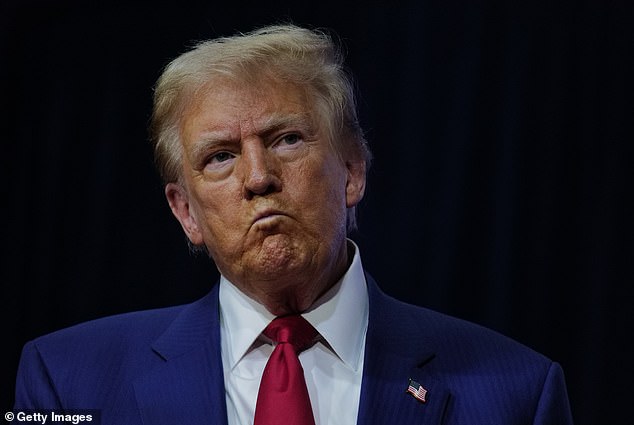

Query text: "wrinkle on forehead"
[181, 76, 322, 147]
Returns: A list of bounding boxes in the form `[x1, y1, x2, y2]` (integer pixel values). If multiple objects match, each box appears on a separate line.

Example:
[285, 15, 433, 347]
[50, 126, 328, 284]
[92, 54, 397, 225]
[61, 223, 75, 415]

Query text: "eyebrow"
[188, 130, 236, 164]
[188, 112, 316, 160]
[258, 112, 315, 138]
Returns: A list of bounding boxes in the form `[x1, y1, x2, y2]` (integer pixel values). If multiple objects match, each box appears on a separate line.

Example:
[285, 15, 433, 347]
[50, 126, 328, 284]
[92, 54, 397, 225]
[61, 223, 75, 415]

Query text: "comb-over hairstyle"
[149, 24, 371, 231]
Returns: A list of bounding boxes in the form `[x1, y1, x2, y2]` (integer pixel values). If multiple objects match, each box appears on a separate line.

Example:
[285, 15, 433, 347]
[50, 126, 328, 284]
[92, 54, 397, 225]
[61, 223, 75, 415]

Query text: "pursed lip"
[252, 208, 287, 225]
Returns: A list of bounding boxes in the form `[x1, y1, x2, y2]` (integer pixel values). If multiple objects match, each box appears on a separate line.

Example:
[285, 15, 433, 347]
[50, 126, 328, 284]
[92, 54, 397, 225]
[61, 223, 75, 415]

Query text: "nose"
[241, 140, 282, 198]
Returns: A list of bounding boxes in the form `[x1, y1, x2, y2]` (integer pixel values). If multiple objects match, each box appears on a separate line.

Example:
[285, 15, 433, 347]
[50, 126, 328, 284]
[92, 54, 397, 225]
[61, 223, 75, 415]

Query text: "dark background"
[2, 1, 632, 424]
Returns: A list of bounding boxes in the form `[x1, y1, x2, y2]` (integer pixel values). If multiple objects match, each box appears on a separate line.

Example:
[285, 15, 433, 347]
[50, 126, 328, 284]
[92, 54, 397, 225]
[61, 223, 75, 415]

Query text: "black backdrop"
[2, 1, 632, 424]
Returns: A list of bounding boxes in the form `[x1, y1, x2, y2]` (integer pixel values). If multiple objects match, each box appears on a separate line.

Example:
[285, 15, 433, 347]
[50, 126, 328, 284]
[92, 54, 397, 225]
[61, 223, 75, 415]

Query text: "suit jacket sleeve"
[532, 361, 574, 425]
[14, 341, 62, 409]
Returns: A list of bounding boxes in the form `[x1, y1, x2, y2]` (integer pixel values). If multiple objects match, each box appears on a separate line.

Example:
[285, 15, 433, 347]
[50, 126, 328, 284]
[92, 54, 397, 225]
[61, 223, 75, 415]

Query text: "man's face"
[166, 77, 366, 311]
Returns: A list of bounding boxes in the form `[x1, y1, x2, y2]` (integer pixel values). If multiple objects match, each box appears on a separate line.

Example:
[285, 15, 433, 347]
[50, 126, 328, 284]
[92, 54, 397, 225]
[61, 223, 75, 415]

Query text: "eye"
[278, 133, 303, 146]
[209, 151, 235, 164]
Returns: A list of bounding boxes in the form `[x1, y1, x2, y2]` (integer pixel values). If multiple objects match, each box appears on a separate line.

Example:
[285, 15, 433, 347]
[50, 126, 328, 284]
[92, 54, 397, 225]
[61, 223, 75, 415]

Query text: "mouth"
[252, 209, 286, 226]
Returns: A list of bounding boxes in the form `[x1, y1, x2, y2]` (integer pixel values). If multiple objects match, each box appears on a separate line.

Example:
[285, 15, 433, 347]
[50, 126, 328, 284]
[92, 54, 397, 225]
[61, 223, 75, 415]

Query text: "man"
[14, 24, 574, 424]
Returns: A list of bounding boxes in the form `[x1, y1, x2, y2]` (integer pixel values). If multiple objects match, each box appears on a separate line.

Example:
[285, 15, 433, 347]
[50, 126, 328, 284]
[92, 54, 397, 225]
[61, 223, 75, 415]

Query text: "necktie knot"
[263, 315, 318, 353]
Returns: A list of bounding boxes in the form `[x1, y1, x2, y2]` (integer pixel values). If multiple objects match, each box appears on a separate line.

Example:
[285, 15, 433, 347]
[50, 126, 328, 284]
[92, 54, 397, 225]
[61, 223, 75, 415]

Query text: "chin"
[254, 234, 304, 264]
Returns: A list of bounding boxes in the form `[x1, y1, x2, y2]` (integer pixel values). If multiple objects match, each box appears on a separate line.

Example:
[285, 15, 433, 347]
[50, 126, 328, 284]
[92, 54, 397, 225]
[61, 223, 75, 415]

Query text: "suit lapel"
[133, 285, 228, 425]
[357, 275, 451, 425]
[129, 275, 451, 425]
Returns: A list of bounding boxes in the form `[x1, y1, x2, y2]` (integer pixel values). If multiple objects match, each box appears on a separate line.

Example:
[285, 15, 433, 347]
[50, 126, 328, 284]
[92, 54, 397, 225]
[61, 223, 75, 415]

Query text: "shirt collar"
[219, 239, 368, 372]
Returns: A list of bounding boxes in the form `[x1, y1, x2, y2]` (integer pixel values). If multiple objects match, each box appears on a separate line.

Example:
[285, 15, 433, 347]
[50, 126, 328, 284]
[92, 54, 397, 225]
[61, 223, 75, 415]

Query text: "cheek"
[320, 158, 349, 201]
[293, 158, 348, 218]
[192, 182, 241, 232]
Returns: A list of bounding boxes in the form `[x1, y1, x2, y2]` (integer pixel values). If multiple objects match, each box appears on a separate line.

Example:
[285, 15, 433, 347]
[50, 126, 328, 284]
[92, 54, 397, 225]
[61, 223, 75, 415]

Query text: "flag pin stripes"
[406, 378, 428, 403]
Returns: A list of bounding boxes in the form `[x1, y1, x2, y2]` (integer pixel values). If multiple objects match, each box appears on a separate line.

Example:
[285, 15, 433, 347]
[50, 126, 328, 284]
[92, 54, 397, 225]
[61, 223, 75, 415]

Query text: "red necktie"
[254, 315, 318, 425]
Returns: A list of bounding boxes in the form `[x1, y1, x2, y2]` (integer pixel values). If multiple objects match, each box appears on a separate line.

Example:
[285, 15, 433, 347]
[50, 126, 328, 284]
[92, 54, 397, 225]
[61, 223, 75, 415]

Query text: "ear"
[165, 183, 204, 246]
[345, 159, 367, 208]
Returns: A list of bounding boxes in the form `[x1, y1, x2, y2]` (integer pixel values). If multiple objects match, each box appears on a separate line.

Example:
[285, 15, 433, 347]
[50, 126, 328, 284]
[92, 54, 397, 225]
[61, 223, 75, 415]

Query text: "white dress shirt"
[219, 240, 369, 425]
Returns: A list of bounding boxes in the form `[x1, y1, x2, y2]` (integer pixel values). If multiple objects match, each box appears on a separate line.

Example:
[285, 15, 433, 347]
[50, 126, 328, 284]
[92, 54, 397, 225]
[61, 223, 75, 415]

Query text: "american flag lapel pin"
[406, 378, 428, 403]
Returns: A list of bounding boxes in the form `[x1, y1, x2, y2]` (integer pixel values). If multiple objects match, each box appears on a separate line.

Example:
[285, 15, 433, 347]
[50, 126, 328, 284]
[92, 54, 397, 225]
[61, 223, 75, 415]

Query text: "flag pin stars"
[406, 378, 428, 403]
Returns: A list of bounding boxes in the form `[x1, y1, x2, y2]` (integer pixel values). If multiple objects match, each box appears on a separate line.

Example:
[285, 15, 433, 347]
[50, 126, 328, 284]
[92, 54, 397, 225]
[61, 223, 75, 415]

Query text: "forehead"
[182, 76, 318, 134]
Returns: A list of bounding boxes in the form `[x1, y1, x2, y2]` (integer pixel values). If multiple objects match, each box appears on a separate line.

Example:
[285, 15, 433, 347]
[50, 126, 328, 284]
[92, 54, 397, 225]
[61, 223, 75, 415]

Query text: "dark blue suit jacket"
[14, 275, 573, 424]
